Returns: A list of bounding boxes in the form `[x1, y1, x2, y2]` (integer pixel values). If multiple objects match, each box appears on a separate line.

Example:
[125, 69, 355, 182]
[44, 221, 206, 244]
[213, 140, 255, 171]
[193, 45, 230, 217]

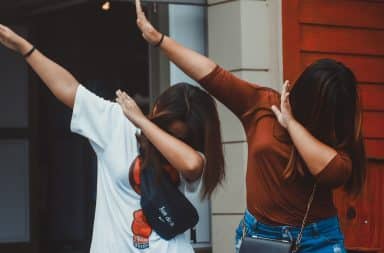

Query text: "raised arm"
[135, 0, 265, 118]
[0, 24, 78, 108]
[135, 0, 215, 81]
[116, 90, 204, 181]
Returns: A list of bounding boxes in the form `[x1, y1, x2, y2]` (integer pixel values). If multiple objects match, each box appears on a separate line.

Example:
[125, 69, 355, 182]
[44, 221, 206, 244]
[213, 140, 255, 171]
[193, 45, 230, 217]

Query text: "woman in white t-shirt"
[0, 24, 225, 253]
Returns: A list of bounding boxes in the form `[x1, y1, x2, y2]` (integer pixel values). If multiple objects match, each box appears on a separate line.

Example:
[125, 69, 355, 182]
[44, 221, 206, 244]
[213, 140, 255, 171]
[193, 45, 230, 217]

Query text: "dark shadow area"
[33, 2, 148, 253]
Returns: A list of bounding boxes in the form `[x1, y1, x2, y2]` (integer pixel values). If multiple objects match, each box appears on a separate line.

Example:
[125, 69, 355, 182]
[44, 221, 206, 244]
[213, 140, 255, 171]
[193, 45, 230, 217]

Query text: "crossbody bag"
[239, 184, 317, 253]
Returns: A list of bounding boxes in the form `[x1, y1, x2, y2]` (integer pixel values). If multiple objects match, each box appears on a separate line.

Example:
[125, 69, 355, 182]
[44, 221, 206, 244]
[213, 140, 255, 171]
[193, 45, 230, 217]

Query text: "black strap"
[23, 46, 36, 58]
[154, 34, 165, 47]
[292, 184, 317, 252]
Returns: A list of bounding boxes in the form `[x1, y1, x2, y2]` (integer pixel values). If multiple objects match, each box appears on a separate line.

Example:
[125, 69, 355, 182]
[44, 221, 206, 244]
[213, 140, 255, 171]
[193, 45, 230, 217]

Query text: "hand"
[271, 80, 294, 129]
[0, 24, 30, 54]
[135, 0, 163, 45]
[116, 90, 146, 127]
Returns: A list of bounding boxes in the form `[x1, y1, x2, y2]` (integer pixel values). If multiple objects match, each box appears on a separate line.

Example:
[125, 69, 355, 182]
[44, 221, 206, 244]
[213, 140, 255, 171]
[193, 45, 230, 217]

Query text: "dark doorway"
[34, 2, 149, 253]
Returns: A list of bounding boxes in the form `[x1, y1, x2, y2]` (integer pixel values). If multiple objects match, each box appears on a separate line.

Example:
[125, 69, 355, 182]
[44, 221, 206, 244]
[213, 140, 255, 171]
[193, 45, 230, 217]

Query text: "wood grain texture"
[299, 0, 384, 29]
[334, 162, 384, 251]
[283, 0, 384, 251]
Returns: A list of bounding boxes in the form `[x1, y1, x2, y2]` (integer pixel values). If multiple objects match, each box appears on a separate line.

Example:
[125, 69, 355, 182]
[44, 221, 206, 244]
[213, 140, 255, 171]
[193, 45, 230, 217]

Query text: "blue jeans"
[235, 210, 346, 253]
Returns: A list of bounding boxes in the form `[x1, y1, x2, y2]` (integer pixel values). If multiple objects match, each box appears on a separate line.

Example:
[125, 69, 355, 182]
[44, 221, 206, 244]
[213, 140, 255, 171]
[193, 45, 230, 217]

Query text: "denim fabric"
[235, 210, 346, 253]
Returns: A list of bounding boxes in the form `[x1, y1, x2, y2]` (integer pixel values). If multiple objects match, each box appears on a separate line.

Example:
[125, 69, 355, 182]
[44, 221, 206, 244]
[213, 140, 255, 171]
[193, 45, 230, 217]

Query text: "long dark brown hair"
[285, 58, 366, 196]
[138, 83, 225, 199]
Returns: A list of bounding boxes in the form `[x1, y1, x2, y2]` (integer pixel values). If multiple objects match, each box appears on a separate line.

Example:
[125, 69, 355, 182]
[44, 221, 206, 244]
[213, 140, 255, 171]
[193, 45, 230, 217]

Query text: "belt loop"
[312, 222, 319, 236]
[252, 215, 258, 232]
[282, 226, 294, 242]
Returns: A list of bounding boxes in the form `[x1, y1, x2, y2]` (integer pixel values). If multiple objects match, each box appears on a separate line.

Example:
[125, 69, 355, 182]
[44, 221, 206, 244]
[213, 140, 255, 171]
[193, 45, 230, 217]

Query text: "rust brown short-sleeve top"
[199, 66, 352, 226]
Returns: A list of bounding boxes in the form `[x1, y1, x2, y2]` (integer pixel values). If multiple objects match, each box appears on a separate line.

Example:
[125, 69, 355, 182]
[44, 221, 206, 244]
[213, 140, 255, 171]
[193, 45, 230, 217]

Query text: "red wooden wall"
[282, 0, 384, 252]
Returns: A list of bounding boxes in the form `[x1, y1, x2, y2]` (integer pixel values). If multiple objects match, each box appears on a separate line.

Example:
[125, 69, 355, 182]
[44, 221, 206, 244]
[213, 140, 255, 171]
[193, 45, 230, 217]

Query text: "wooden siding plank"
[359, 84, 384, 111]
[362, 112, 384, 138]
[301, 53, 384, 84]
[365, 139, 384, 159]
[282, 0, 302, 82]
[286, 1, 384, 250]
[334, 161, 384, 250]
[300, 0, 384, 29]
[301, 25, 384, 56]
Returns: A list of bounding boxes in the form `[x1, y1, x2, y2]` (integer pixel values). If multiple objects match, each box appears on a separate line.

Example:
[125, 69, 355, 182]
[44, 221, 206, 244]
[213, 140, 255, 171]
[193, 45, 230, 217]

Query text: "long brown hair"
[285, 59, 366, 196]
[138, 83, 225, 199]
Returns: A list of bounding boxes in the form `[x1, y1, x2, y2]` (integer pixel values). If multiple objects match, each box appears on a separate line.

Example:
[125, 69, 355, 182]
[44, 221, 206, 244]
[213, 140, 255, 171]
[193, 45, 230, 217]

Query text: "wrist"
[286, 117, 297, 130]
[17, 39, 33, 55]
[133, 115, 149, 129]
[153, 30, 163, 44]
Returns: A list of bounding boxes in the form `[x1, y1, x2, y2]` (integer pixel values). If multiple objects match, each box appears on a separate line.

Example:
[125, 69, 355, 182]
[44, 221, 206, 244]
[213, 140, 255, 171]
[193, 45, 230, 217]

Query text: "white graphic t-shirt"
[70, 85, 203, 253]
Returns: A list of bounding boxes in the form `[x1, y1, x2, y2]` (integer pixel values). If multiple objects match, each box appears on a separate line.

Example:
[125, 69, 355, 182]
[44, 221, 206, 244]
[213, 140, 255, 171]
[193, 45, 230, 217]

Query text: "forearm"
[287, 119, 337, 175]
[136, 117, 204, 180]
[160, 36, 216, 81]
[19, 39, 79, 108]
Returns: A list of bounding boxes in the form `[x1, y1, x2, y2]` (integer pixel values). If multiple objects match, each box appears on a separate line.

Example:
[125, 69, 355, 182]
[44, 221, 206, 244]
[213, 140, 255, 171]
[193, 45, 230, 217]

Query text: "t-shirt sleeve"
[198, 65, 272, 119]
[180, 152, 206, 198]
[315, 151, 352, 189]
[70, 85, 124, 152]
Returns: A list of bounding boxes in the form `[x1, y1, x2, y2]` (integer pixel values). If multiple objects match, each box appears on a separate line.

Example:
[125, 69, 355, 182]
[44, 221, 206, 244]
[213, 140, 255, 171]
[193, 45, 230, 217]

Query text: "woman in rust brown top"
[134, 1, 366, 252]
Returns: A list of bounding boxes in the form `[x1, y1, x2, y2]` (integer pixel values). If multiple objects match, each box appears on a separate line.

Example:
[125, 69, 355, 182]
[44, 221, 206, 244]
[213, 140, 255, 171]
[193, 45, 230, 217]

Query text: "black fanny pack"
[140, 164, 199, 240]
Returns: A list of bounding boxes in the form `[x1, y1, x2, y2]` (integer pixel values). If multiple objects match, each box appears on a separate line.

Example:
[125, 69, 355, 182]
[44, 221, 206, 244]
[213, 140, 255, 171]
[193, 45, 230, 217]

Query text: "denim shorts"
[235, 210, 346, 253]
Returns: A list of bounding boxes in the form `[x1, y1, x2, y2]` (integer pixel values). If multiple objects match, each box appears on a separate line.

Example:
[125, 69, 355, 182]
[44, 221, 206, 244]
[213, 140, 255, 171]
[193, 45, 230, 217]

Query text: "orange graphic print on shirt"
[129, 155, 180, 249]
[132, 209, 152, 249]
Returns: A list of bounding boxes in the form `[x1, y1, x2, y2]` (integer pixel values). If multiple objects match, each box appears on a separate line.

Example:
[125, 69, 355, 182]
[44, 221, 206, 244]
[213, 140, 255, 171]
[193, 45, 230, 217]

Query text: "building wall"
[205, 1, 283, 253]
[282, 1, 384, 251]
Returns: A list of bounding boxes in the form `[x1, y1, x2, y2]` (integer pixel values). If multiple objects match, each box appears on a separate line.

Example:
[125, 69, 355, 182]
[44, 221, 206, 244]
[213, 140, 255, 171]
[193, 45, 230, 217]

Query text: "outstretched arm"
[135, 0, 215, 81]
[0, 24, 78, 108]
[135, 0, 263, 118]
[116, 90, 204, 181]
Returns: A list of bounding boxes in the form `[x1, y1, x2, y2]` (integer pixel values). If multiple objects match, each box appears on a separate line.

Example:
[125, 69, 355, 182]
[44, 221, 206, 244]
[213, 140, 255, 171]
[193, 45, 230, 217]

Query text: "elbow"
[315, 154, 352, 189]
[185, 155, 204, 173]
[180, 154, 204, 180]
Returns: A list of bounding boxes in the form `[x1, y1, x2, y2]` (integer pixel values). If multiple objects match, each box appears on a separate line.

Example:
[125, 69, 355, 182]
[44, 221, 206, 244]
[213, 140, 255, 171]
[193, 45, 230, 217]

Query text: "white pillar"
[206, 1, 283, 253]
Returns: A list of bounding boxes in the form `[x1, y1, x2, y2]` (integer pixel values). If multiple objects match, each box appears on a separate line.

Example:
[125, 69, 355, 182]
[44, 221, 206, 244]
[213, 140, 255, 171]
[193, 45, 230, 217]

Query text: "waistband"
[244, 209, 341, 237]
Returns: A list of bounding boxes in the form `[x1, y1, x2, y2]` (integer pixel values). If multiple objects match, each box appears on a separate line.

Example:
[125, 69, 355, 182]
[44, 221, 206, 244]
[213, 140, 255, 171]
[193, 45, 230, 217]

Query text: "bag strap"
[241, 184, 317, 251]
[292, 183, 317, 252]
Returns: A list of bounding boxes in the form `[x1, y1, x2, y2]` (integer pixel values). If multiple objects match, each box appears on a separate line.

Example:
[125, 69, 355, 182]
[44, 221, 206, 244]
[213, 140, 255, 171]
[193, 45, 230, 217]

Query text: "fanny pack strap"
[241, 184, 317, 252]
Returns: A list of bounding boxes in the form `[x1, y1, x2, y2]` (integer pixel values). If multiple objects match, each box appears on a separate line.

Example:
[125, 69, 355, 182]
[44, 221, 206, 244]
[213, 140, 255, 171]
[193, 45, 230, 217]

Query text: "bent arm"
[287, 119, 337, 176]
[287, 119, 351, 188]
[272, 81, 351, 187]
[116, 90, 204, 181]
[137, 117, 204, 181]
[0, 24, 78, 108]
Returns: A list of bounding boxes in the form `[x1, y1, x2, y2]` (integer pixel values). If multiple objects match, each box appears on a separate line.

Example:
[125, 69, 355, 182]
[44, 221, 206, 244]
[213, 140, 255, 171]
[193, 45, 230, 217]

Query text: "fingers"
[135, 0, 143, 16]
[282, 91, 290, 104]
[280, 80, 290, 106]
[135, 0, 146, 24]
[115, 90, 134, 104]
[282, 80, 290, 95]
[271, 105, 281, 117]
